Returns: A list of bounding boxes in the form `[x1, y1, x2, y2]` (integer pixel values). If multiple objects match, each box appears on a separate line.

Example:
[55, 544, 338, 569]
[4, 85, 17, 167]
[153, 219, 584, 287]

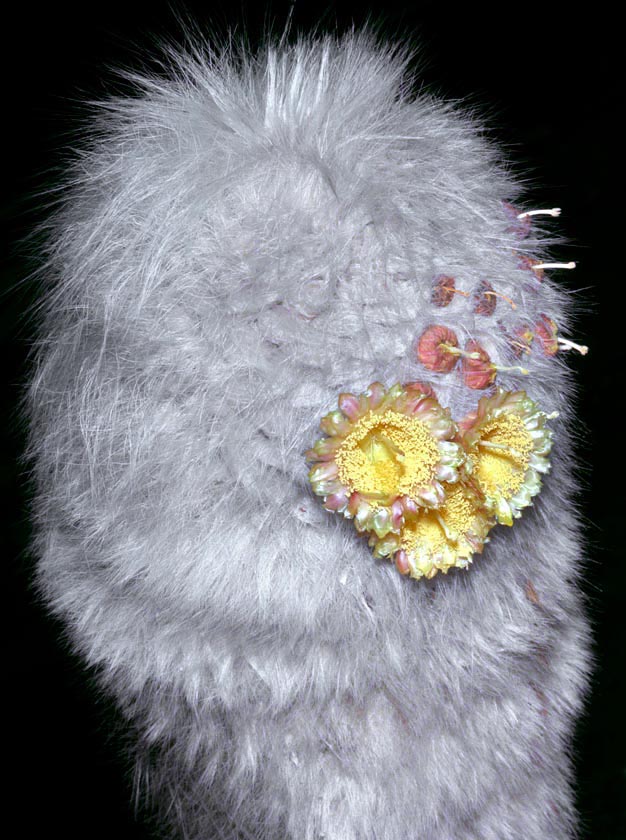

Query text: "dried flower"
[503, 201, 532, 238]
[431, 275, 456, 307]
[416, 325, 461, 372]
[473, 281, 497, 316]
[535, 314, 559, 356]
[509, 326, 534, 358]
[462, 340, 497, 390]
[462, 340, 530, 390]
[516, 253, 544, 281]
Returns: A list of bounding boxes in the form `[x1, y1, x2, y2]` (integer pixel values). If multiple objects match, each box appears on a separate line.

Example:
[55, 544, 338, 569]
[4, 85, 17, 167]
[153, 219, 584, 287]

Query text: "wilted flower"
[509, 325, 534, 358]
[432, 275, 464, 307]
[535, 314, 559, 356]
[516, 253, 544, 281]
[473, 281, 497, 316]
[416, 325, 461, 372]
[502, 201, 532, 238]
[462, 340, 497, 390]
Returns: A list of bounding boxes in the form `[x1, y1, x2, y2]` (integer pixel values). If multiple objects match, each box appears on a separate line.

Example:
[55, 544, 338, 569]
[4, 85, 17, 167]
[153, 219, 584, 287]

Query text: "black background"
[3, 2, 623, 837]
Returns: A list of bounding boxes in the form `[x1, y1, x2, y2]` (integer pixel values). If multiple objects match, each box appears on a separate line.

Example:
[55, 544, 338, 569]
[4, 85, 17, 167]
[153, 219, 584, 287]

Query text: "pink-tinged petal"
[424, 410, 457, 440]
[473, 281, 497, 316]
[364, 381, 386, 409]
[401, 496, 420, 515]
[395, 550, 410, 575]
[308, 462, 338, 483]
[503, 201, 531, 238]
[403, 380, 437, 400]
[323, 491, 350, 512]
[320, 410, 350, 437]
[308, 437, 341, 460]
[462, 341, 496, 390]
[338, 392, 360, 420]
[403, 394, 428, 415]
[377, 383, 404, 411]
[431, 275, 457, 307]
[416, 325, 459, 373]
[407, 394, 432, 419]
[371, 507, 393, 538]
[369, 531, 400, 559]
[535, 314, 559, 356]
[347, 492, 362, 517]
[354, 501, 373, 531]
[391, 499, 405, 530]
[417, 482, 446, 508]
[315, 479, 344, 495]
[435, 464, 459, 483]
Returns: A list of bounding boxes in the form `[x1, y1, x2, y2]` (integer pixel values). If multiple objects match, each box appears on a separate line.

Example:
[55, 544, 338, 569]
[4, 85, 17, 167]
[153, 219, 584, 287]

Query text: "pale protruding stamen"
[442, 286, 470, 297]
[533, 261, 576, 271]
[370, 434, 406, 463]
[517, 208, 562, 219]
[557, 337, 589, 355]
[440, 343, 481, 360]
[510, 340, 531, 354]
[484, 290, 517, 310]
[493, 363, 530, 375]
[545, 411, 560, 420]
[478, 440, 524, 460]
[434, 511, 458, 544]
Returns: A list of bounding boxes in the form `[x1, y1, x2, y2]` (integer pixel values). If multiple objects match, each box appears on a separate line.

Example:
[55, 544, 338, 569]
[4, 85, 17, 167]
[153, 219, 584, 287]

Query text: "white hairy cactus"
[23, 30, 591, 839]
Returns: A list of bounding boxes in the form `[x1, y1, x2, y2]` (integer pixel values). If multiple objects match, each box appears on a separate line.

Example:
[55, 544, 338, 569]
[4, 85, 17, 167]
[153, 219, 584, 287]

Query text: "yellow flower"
[460, 388, 556, 525]
[306, 382, 464, 538]
[368, 480, 494, 580]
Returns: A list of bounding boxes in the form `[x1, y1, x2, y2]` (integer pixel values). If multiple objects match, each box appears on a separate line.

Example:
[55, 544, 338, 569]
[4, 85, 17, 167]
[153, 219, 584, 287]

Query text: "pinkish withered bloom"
[462, 340, 529, 389]
[431, 275, 458, 307]
[503, 201, 532, 238]
[403, 380, 437, 400]
[305, 382, 465, 540]
[535, 314, 559, 356]
[416, 325, 461, 373]
[509, 325, 534, 358]
[473, 281, 497, 316]
[516, 253, 544, 281]
[462, 340, 497, 390]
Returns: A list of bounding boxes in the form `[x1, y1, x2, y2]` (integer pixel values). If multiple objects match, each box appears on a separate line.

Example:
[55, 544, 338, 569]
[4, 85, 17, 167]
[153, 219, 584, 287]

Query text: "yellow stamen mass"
[400, 484, 477, 564]
[307, 383, 555, 581]
[335, 410, 439, 500]
[473, 414, 533, 497]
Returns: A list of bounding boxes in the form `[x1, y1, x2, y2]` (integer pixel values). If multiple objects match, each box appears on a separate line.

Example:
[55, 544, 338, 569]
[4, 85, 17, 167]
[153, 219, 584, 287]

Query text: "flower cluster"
[306, 382, 556, 580]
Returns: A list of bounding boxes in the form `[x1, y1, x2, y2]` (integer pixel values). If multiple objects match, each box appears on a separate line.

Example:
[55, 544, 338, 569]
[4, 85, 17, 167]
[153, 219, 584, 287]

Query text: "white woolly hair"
[23, 28, 591, 840]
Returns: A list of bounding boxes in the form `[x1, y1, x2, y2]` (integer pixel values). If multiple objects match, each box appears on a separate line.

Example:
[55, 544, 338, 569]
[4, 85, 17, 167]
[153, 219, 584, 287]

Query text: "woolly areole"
[24, 30, 591, 840]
